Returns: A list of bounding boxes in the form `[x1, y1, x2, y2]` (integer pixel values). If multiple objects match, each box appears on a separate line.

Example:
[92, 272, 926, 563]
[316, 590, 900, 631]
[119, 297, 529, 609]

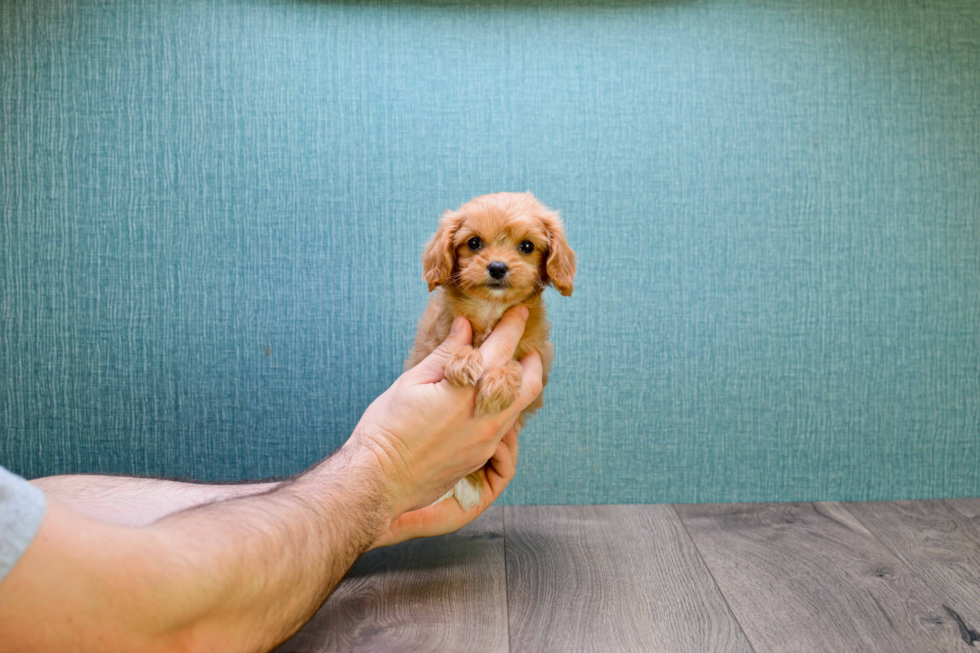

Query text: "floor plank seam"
[503, 506, 513, 653]
[670, 504, 761, 653]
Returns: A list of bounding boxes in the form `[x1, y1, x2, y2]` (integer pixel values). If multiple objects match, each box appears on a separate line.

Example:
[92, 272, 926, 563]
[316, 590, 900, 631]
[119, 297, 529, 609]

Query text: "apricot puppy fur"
[404, 192, 576, 509]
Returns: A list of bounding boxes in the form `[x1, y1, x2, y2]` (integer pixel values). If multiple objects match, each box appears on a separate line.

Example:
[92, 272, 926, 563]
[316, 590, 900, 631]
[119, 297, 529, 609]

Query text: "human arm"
[27, 432, 520, 543]
[0, 308, 542, 653]
[29, 475, 281, 527]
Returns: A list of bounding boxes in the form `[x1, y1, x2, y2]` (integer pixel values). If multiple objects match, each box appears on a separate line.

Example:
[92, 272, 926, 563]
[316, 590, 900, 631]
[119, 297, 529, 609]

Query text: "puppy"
[405, 192, 576, 510]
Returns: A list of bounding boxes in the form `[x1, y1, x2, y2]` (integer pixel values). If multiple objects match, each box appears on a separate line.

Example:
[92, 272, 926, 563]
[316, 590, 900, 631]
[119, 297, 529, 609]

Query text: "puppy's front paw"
[445, 346, 483, 387]
[475, 359, 523, 416]
[454, 474, 483, 511]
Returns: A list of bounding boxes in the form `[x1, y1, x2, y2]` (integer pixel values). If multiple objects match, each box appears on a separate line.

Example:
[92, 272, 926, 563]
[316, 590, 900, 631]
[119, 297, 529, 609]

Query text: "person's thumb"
[406, 316, 473, 384]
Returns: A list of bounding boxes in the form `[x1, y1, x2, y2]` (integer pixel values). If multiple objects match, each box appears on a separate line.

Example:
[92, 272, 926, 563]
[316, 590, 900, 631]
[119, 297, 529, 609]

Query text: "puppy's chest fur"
[463, 301, 509, 347]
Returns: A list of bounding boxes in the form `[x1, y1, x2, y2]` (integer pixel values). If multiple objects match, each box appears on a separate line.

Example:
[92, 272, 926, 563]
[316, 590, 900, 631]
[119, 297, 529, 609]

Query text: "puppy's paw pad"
[445, 346, 483, 387]
[475, 361, 522, 416]
[454, 475, 483, 511]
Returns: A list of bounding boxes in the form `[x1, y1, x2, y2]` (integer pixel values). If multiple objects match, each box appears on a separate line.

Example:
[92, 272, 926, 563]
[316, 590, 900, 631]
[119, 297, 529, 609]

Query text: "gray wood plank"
[273, 507, 508, 653]
[944, 497, 980, 519]
[505, 504, 754, 653]
[675, 502, 968, 653]
[844, 500, 980, 647]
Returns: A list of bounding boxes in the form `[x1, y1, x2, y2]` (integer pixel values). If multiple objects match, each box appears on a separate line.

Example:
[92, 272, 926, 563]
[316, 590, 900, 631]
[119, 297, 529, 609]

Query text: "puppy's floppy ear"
[542, 210, 576, 296]
[422, 210, 461, 292]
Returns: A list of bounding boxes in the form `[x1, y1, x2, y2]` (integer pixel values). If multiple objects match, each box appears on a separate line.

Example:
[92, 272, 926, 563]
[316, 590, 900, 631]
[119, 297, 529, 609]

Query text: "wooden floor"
[274, 500, 980, 653]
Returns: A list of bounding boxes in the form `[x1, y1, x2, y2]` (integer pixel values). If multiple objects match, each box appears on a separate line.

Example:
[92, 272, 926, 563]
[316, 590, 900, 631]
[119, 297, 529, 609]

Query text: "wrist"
[338, 440, 399, 516]
[342, 427, 417, 518]
[288, 442, 397, 549]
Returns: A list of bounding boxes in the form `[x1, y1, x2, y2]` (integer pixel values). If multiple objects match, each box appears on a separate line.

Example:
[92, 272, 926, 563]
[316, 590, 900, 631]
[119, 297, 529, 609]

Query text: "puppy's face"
[423, 192, 575, 302]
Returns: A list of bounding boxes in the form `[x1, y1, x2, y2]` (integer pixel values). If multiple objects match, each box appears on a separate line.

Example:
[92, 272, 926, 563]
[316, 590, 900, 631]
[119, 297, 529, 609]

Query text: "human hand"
[345, 306, 542, 522]
[370, 422, 520, 548]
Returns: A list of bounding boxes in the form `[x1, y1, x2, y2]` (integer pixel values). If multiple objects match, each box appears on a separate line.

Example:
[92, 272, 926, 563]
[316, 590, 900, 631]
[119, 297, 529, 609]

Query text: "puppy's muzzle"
[487, 261, 508, 280]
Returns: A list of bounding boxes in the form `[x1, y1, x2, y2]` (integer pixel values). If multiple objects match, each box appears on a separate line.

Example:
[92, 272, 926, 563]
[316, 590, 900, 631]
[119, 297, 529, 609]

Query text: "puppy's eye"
[519, 240, 534, 254]
[467, 237, 482, 251]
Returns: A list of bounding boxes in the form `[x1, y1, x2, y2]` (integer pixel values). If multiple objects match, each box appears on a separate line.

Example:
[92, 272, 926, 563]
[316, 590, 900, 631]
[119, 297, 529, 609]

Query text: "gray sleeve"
[0, 466, 46, 582]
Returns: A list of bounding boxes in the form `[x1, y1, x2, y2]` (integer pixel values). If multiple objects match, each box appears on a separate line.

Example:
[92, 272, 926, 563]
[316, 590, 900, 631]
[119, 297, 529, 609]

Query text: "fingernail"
[519, 306, 529, 320]
[450, 316, 465, 335]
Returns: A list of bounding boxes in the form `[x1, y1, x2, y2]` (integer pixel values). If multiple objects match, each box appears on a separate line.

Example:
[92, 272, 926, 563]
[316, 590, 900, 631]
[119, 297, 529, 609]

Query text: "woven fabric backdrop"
[1, 0, 978, 504]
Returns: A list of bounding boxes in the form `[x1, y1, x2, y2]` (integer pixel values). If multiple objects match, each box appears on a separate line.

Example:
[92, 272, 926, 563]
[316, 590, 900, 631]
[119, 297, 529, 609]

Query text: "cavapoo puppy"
[405, 191, 576, 509]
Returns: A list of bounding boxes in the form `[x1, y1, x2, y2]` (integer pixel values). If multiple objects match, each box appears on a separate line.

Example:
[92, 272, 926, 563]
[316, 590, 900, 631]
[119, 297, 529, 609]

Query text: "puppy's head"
[423, 192, 576, 301]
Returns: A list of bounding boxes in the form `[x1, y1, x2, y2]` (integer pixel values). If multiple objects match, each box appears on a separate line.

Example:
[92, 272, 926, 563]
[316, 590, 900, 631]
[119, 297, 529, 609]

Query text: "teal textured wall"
[1, 0, 978, 504]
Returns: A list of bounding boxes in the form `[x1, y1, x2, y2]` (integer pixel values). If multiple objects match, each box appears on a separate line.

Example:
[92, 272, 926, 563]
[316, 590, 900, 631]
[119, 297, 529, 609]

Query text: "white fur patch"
[472, 300, 507, 325]
[435, 476, 482, 511]
[453, 476, 482, 511]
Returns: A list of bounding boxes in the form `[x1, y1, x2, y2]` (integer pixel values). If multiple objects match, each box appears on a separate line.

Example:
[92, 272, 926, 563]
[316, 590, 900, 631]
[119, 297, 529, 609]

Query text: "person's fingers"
[486, 426, 520, 496]
[493, 428, 518, 476]
[407, 316, 473, 384]
[458, 408, 519, 479]
[502, 424, 519, 467]
[478, 306, 529, 370]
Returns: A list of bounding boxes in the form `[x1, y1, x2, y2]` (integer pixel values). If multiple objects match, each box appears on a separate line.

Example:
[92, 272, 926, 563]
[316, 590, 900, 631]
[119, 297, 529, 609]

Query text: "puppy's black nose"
[487, 261, 509, 280]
